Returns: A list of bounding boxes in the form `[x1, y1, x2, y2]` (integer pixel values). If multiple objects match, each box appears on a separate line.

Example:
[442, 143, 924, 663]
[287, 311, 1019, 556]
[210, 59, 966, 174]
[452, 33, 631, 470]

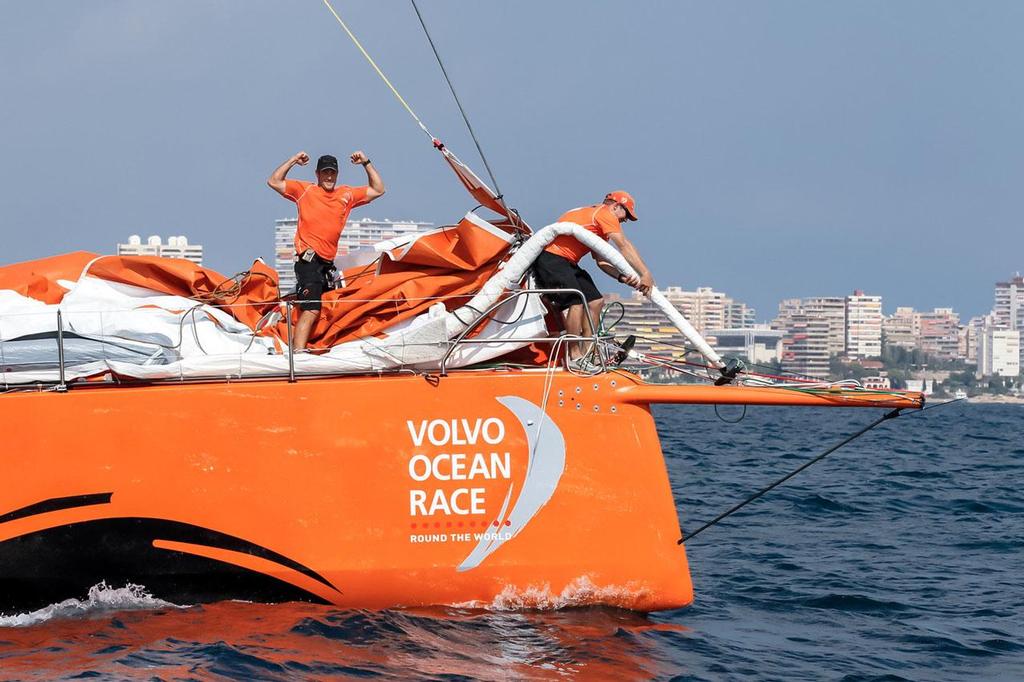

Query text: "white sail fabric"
[0, 221, 718, 385]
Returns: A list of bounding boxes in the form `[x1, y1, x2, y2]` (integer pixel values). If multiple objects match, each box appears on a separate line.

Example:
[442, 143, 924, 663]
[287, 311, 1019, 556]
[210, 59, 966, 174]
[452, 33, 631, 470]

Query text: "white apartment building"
[604, 293, 683, 358]
[274, 217, 433, 292]
[778, 313, 831, 378]
[976, 328, 1021, 378]
[917, 307, 961, 361]
[659, 286, 755, 334]
[117, 235, 203, 266]
[993, 273, 1024, 331]
[603, 286, 756, 361]
[967, 316, 992, 364]
[803, 296, 847, 356]
[882, 306, 918, 350]
[707, 326, 783, 364]
[846, 291, 882, 359]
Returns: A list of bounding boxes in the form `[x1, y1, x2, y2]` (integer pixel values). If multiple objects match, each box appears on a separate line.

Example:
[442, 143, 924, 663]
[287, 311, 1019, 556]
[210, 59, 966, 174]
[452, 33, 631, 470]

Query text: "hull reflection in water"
[0, 588, 686, 679]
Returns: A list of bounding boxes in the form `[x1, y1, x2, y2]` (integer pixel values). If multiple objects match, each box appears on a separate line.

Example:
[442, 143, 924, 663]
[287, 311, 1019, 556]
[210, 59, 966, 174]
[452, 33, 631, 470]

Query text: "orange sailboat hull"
[1, 370, 694, 613]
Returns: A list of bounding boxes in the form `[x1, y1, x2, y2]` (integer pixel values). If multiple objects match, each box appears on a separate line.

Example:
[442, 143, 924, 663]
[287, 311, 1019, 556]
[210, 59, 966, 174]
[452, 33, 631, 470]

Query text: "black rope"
[678, 407, 902, 544]
[410, 0, 504, 200]
[713, 403, 747, 424]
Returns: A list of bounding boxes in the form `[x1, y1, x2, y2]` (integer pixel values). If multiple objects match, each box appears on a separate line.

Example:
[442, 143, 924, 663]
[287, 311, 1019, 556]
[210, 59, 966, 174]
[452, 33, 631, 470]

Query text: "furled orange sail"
[0, 251, 98, 305]
[292, 213, 520, 349]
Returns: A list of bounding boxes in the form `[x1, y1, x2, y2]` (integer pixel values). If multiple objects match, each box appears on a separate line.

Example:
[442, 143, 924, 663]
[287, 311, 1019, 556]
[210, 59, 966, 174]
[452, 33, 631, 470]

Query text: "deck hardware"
[56, 309, 67, 392]
[285, 302, 296, 383]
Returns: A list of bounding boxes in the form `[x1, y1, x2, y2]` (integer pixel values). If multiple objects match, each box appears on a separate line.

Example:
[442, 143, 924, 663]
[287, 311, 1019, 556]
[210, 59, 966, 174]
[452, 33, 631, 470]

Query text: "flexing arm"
[267, 151, 309, 195]
[606, 232, 655, 295]
[350, 151, 385, 200]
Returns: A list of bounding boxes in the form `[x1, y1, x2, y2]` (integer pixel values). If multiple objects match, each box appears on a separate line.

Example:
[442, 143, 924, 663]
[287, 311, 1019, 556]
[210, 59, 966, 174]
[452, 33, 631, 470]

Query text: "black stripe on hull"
[0, 493, 113, 525]
[0, 518, 335, 614]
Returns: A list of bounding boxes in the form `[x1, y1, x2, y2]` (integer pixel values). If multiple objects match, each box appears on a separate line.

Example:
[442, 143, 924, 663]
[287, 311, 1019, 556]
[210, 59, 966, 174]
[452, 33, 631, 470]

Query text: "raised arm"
[350, 151, 385, 200]
[267, 151, 309, 195]
[607, 232, 655, 296]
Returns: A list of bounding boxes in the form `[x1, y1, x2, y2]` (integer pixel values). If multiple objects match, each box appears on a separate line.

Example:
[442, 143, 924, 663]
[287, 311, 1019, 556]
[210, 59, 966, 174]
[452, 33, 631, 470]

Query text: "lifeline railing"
[438, 287, 604, 377]
[0, 286, 606, 392]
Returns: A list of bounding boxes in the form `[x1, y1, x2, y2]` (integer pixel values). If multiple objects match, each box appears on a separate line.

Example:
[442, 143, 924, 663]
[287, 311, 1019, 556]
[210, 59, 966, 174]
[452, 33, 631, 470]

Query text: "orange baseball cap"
[605, 190, 637, 221]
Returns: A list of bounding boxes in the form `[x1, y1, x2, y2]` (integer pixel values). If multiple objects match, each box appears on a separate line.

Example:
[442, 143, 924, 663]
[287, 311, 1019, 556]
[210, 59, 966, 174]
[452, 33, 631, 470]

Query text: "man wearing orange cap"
[533, 191, 654, 365]
[267, 150, 385, 350]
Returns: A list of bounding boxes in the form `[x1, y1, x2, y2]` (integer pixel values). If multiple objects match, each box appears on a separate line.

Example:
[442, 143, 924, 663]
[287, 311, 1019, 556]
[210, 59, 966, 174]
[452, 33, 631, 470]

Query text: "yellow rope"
[321, 0, 431, 138]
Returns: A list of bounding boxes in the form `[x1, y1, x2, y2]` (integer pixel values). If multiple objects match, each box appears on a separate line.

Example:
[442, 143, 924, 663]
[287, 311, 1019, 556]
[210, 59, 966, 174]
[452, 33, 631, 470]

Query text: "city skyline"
[112, 218, 1019, 328]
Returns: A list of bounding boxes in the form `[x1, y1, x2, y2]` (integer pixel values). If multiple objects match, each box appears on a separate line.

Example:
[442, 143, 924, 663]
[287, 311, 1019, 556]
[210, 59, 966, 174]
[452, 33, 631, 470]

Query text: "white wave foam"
[0, 582, 181, 627]
[453, 576, 650, 611]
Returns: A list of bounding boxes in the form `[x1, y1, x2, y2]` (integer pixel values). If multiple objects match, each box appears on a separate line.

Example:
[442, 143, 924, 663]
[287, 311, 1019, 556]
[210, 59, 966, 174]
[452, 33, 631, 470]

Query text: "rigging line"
[409, 0, 504, 200]
[321, 0, 432, 139]
[678, 407, 903, 544]
[896, 396, 965, 418]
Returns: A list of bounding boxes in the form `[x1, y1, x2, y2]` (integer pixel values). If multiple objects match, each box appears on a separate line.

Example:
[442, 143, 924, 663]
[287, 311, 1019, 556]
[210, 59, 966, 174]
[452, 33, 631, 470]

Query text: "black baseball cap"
[316, 155, 339, 172]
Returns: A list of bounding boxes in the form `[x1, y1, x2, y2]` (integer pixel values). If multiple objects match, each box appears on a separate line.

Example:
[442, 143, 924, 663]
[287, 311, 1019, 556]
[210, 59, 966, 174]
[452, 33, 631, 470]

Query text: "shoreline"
[939, 395, 1024, 405]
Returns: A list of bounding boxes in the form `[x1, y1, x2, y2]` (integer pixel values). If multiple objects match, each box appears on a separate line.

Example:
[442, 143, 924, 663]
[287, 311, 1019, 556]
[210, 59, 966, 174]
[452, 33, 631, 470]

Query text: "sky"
[1, 1, 1021, 321]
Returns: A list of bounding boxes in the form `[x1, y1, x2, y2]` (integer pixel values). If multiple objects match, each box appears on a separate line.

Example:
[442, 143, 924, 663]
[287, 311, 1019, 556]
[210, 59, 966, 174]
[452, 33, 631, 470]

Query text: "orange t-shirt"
[283, 180, 371, 260]
[544, 204, 623, 264]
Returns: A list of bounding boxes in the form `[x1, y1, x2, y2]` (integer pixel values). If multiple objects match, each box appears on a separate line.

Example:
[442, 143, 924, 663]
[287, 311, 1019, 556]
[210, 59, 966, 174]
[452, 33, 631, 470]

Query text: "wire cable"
[321, 0, 433, 139]
[679, 407, 903, 544]
[410, 0, 504, 199]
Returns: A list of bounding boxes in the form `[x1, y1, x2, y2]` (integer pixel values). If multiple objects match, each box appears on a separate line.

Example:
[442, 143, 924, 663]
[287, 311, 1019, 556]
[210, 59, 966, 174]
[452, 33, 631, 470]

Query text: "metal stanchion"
[285, 302, 296, 383]
[56, 309, 68, 392]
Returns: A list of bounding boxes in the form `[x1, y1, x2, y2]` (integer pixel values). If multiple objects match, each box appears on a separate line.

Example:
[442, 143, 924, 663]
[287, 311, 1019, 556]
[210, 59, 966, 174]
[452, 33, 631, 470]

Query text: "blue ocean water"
[0, 403, 1020, 680]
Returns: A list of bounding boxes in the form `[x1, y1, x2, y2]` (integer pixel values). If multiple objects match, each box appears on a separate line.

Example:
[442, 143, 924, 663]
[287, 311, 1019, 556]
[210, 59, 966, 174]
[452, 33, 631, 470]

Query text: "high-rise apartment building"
[967, 315, 992, 364]
[603, 293, 679, 358]
[803, 296, 846, 356]
[976, 328, 1021, 377]
[845, 291, 882, 359]
[658, 286, 755, 334]
[274, 217, 433, 292]
[777, 313, 831, 378]
[603, 286, 756, 363]
[958, 324, 972, 362]
[882, 306, 918, 351]
[993, 273, 1024, 331]
[117, 235, 203, 266]
[917, 308, 960, 361]
[771, 300, 832, 378]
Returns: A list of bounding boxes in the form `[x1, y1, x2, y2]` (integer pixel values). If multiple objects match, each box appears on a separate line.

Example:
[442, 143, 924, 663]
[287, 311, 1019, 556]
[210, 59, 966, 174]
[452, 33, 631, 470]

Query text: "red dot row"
[410, 520, 512, 529]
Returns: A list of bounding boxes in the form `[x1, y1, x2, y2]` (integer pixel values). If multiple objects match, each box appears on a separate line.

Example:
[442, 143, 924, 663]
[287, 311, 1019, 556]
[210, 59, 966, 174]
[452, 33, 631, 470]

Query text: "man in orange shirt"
[267, 150, 385, 350]
[533, 191, 654, 365]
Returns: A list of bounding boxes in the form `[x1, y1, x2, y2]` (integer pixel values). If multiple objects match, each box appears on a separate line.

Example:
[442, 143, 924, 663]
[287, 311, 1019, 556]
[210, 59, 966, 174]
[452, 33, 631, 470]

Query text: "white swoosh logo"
[457, 396, 566, 572]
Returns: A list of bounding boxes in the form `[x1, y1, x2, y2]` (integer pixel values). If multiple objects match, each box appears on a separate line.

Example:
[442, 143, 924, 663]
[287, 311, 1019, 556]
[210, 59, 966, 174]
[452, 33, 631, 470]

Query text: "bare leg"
[582, 297, 604, 359]
[292, 309, 319, 351]
[562, 303, 585, 360]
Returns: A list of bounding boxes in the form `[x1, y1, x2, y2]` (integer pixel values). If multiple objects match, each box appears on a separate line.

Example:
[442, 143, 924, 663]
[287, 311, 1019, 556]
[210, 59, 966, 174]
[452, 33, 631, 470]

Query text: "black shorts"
[532, 251, 603, 311]
[294, 255, 336, 312]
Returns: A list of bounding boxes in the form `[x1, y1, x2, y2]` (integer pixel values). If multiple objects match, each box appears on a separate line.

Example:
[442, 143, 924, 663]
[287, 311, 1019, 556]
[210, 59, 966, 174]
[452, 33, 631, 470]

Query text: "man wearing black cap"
[268, 150, 385, 350]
